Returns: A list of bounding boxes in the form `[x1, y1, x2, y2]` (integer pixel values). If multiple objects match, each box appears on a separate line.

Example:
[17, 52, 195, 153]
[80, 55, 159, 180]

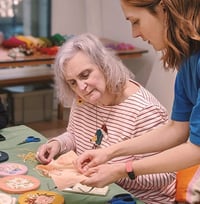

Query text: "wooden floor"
[26, 119, 67, 139]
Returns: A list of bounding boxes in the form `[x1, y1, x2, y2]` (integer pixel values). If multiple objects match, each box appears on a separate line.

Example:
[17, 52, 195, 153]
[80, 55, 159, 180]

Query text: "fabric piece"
[175, 164, 200, 203]
[36, 151, 87, 190]
[63, 183, 109, 196]
[0, 192, 16, 204]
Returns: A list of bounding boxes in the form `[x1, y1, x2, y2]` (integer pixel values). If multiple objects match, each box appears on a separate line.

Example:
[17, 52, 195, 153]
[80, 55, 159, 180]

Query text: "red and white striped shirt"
[53, 82, 176, 204]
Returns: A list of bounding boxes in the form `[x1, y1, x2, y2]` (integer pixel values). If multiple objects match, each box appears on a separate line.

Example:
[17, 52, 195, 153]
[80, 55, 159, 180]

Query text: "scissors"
[18, 136, 41, 145]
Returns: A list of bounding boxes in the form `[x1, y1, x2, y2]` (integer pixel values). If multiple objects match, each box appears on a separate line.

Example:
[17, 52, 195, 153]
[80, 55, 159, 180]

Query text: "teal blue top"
[171, 51, 200, 145]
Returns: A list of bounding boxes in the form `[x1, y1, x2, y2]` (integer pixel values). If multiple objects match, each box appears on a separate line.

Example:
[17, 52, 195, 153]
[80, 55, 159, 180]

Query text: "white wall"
[51, 0, 86, 35]
[51, 0, 176, 114]
[145, 54, 176, 115]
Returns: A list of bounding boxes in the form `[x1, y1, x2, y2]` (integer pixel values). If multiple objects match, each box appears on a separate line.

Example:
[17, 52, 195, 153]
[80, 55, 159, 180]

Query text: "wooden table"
[0, 49, 55, 68]
[0, 47, 147, 67]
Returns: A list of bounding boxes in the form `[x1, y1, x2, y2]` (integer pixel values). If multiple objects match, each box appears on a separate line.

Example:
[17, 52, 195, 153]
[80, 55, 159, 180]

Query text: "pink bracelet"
[125, 161, 136, 180]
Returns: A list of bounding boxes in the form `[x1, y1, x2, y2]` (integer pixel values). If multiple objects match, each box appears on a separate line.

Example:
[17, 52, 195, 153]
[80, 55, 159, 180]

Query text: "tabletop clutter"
[0, 143, 136, 204]
[0, 137, 66, 204]
[0, 33, 135, 59]
[0, 161, 65, 203]
[0, 150, 96, 204]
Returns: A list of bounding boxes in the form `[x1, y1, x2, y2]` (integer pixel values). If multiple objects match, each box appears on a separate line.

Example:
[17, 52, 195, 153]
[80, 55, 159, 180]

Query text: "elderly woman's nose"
[78, 81, 87, 90]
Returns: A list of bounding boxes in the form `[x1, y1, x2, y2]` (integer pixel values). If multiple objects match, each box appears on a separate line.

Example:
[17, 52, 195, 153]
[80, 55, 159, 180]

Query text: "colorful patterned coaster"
[0, 175, 40, 194]
[0, 162, 28, 177]
[0, 192, 16, 204]
[18, 190, 64, 204]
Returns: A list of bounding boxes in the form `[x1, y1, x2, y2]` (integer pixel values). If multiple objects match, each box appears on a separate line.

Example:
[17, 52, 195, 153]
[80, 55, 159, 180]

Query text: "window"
[0, 0, 51, 39]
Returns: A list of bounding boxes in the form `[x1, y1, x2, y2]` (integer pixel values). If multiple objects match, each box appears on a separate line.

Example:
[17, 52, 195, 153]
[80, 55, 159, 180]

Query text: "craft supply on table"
[108, 193, 136, 204]
[36, 150, 110, 195]
[0, 151, 9, 162]
[18, 152, 37, 163]
[0, 192, 16, 204]
[17, 136, 41, 145]
[18, 190, 64, 204]
[36, 151, 86, 189]
[0, 134, 6, 141]
[0, 162, 28, 177]
[63, 183, 109, 196]
[0, 175, 40, 194]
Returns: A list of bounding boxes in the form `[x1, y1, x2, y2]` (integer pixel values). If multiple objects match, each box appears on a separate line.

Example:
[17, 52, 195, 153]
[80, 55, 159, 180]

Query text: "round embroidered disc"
[0, 193, 16, 204]
[0, 175, 40, 194]
[0, 162, 28, 177]
[18, 190, 64, 204]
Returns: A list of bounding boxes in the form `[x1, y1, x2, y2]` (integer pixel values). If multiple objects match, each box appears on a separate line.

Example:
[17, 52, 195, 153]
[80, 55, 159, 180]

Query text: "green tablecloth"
[0, 125, 144, 204]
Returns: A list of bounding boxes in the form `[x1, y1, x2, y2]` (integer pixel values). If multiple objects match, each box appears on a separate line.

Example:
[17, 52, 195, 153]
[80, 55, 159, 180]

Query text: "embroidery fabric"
[36, 151, 87, 189]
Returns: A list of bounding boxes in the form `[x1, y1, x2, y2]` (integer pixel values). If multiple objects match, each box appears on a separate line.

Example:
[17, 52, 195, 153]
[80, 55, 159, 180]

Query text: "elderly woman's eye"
[80, 70, 90, 79]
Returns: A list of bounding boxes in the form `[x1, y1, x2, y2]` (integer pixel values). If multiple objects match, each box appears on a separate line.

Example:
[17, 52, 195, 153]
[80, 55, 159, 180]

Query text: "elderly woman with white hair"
[36, 33, 176, 203]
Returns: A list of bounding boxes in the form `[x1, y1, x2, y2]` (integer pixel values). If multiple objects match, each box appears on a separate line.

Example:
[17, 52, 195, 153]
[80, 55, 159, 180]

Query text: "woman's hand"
[75, 148, 111, 173]
[35, 140, 61, 164]
[80, 163, 126, 188]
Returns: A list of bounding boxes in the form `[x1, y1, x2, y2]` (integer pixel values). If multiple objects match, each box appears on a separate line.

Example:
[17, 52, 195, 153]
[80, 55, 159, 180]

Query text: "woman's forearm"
[133, 141, 200, 175]
[48, 131, 76, 153]
[107, 120, 189, 160]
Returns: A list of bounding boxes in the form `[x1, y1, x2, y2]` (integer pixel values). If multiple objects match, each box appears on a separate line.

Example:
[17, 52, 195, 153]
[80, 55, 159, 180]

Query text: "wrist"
[106, 146, 118, 160]
[47, 139, 61, 154]
[113, 163, 128, 180]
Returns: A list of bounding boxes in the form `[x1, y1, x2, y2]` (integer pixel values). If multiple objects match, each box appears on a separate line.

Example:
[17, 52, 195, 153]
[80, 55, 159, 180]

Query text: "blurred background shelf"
[0, 66, 54, 86]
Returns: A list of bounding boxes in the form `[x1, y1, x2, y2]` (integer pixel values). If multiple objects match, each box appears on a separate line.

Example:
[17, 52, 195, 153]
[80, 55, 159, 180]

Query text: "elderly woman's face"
[63, 51, 107, 105]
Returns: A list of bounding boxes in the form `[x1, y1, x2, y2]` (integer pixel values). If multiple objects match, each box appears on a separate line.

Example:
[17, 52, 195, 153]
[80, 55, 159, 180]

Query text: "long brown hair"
[122, 0, 200, 69]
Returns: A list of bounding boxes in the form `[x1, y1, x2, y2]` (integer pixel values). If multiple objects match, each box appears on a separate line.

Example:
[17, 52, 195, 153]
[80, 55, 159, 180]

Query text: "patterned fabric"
[50, 81, 176, 204]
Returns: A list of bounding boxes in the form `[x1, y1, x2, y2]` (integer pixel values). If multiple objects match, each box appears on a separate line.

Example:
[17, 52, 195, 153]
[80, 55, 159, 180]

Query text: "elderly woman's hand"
[35, 140, 61, 164]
